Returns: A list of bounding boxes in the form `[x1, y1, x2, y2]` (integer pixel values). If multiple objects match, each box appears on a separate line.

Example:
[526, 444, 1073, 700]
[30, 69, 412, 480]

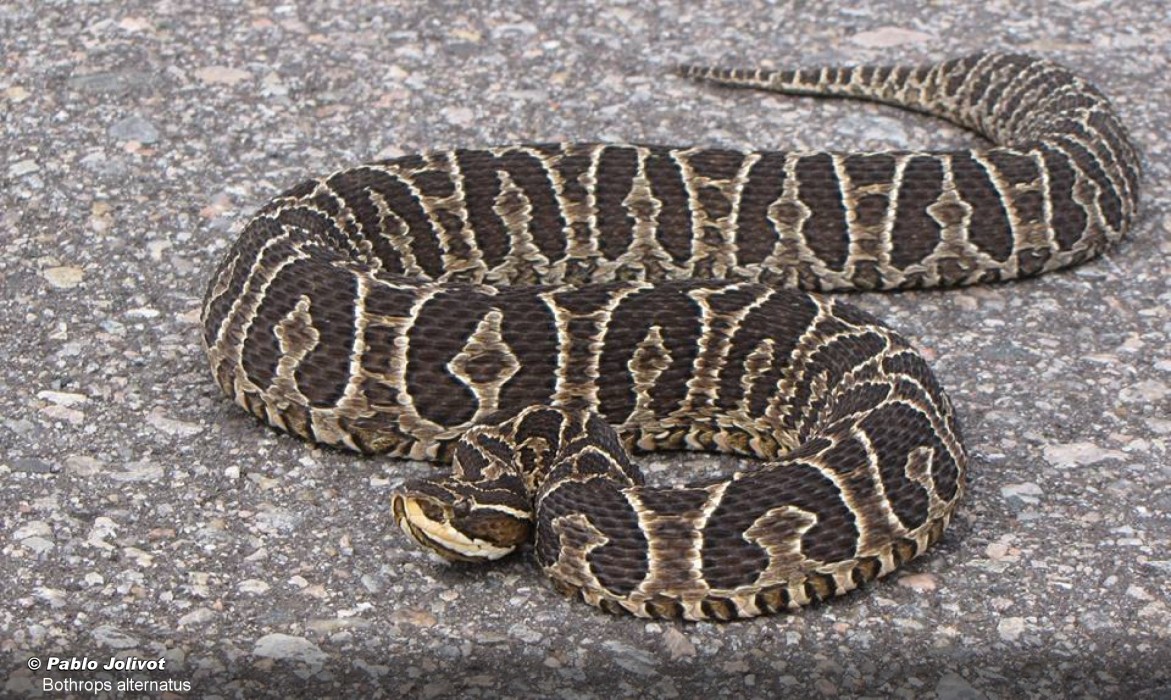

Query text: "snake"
[201, 52, 1140, 620]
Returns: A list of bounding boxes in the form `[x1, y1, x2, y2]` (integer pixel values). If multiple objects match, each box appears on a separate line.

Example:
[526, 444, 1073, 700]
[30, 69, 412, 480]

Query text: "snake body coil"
[202, 53, 1140, 620]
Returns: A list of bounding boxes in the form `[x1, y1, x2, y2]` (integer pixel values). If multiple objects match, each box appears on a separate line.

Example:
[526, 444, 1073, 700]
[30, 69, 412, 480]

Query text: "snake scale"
[201, 52, 1140, 620]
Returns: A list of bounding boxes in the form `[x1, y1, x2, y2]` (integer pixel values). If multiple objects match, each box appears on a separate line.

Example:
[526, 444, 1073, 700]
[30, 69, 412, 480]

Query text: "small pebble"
[108, 114, 160, 144]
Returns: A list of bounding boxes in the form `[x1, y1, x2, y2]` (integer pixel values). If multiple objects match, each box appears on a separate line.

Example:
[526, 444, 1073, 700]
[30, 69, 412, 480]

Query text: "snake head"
[392, 475, 533, 563]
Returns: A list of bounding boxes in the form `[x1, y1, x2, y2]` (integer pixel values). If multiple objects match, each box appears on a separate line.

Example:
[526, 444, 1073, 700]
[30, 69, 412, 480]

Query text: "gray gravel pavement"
[2, 2, 1169, 698]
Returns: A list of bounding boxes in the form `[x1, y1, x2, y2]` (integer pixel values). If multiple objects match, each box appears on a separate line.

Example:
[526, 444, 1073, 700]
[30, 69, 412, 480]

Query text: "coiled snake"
[201, 53, 1140, 620]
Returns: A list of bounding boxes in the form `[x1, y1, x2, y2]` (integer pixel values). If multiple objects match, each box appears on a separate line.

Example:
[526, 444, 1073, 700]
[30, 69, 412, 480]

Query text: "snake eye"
[418, 499, 447, 523]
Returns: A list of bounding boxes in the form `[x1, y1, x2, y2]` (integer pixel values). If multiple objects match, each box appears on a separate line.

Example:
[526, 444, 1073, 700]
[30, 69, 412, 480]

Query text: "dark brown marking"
[998, 64, 1059, 129]
[794, 154, 850, 271]
[711, 287, 809, 412]
[597, 284, 705, 424]
[734, 290, 819, 420]
[457, 148, 571, 264]
[635, 486, 710, 515]
[685, 148, 745, 181]
[792, 330, 889, 435]
[497, 148, 570, 262]
[404, 289, 493, 426]
[951, 153, 1013, 261]
[983, 149, 1041, 187]
[700, 461, 858, 590]
[455, 149, 511, 269]
[412, 168, 457, 199]
[494, 289, 560, 416]
[1058, 136, 1124, 233]
[594, 146, 639, 259]
[859, 404, 936, 529]
[882, 351, 950, 417]
[843, 153, 897, 189]
[1038, 145, 1088, 251]
[239, 257, 315, 392]
[1088, 109, 1139, 204]
[203, 219, 279, 349]
[357, 165, 448, 278]
[889, 156, 945, 270]
[289, 270, 360, 407]
[279, 401, 312, 442]
[644, 147, 693, 263]
[734, 151, 789, 265]
[535, 478, 649, 597]
[551, 149, 595, 224]
[965, 54, 1013, 110]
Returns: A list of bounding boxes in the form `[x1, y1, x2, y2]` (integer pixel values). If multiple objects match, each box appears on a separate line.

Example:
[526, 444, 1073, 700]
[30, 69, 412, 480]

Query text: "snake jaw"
[392, 491, 532, 563]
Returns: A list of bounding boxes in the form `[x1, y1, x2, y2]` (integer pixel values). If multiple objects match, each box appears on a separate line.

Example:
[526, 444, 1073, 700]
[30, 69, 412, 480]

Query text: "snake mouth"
[392, 494, 518, 563]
